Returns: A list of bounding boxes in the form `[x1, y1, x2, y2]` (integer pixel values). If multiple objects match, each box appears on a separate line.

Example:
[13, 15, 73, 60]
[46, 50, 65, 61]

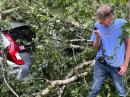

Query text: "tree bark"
[36, 60, 95, 97]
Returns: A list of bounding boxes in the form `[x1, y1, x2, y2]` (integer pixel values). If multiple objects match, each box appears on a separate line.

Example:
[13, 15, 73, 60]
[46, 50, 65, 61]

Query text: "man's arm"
[124, 38, 130, 66]
[93, 36, 100, 49]
[118, 38, 130, 75]
[93, 30, 101, 50]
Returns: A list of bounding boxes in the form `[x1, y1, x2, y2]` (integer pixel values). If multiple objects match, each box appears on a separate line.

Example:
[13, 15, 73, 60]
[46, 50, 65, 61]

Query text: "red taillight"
[2, 32, 24, 65]
[15, 52, 22, 60]
[6, 46, 24, 65]
[10, 52, 24, 65]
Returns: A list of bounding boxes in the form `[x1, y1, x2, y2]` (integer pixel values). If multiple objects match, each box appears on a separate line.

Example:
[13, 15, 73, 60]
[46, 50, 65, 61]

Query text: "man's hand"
[94, 30, 101, 39]
[117, 64, 128, 75]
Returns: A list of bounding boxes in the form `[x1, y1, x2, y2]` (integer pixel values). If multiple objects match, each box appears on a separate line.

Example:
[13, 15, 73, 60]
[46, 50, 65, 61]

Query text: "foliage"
[0, 0, 130, 97]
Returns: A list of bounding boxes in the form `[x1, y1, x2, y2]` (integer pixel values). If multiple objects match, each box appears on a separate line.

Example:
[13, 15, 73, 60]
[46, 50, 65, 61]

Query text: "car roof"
[10, 21, 27, 29]
[1, 21, 29, 32]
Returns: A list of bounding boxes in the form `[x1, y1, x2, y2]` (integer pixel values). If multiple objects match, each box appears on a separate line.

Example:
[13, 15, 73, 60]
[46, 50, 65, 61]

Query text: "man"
[87, 4, 130, 97]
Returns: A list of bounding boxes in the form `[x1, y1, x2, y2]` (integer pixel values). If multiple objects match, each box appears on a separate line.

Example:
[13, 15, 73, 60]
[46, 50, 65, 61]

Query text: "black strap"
[97, 38, 105, 62]
[100, 39, 105, 57]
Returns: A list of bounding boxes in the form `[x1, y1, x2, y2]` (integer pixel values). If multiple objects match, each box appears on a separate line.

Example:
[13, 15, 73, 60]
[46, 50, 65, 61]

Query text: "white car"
[0, 21, 35, 80]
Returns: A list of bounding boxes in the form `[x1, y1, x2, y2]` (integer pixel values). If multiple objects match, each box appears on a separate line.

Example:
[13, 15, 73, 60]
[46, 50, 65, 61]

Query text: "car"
[0, 21, 35, 80]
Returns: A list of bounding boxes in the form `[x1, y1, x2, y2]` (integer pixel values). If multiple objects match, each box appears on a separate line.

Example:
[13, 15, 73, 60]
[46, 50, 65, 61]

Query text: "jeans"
[17, 53, 32, 80]
[88, 60, 125, 97]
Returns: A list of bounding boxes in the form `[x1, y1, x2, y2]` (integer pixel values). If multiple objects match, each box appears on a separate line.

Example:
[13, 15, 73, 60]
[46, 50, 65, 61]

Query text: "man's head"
[96, 4, 114, 26]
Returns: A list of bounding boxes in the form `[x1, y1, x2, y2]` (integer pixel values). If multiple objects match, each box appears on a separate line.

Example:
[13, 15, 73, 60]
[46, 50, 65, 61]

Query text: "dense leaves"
[0, 0, 130, 97]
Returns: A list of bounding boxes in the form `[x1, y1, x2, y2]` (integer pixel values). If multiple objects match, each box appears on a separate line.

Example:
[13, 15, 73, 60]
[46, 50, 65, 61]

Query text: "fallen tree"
[35, 60, 95, 97]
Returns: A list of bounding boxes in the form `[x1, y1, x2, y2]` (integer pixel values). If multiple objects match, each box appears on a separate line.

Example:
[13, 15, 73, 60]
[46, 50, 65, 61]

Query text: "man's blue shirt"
[91, 18, 127, 67]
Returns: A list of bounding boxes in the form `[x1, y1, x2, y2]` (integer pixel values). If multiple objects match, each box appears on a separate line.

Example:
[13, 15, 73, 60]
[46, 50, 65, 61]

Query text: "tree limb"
[66, 39, 86, 43]
[58, 60, 95, 97]
[0, 56, 19, 97]
[37, 72, 88, 96]
[36, 60, 95, 97]
[0, 7, 19, 21]
[69, 44, 84, 49]
[2, 7, 19, 15]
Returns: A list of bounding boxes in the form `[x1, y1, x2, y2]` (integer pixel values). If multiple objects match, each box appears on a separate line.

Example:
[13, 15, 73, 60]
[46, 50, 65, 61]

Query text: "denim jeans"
[88, 60, 125, 97]
[17, 53, 32, 80]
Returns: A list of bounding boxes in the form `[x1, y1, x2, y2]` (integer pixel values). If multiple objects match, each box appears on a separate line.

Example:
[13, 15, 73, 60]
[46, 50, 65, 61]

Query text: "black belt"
[97, 57, 121, 71]
[97, 57, 107, 65]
